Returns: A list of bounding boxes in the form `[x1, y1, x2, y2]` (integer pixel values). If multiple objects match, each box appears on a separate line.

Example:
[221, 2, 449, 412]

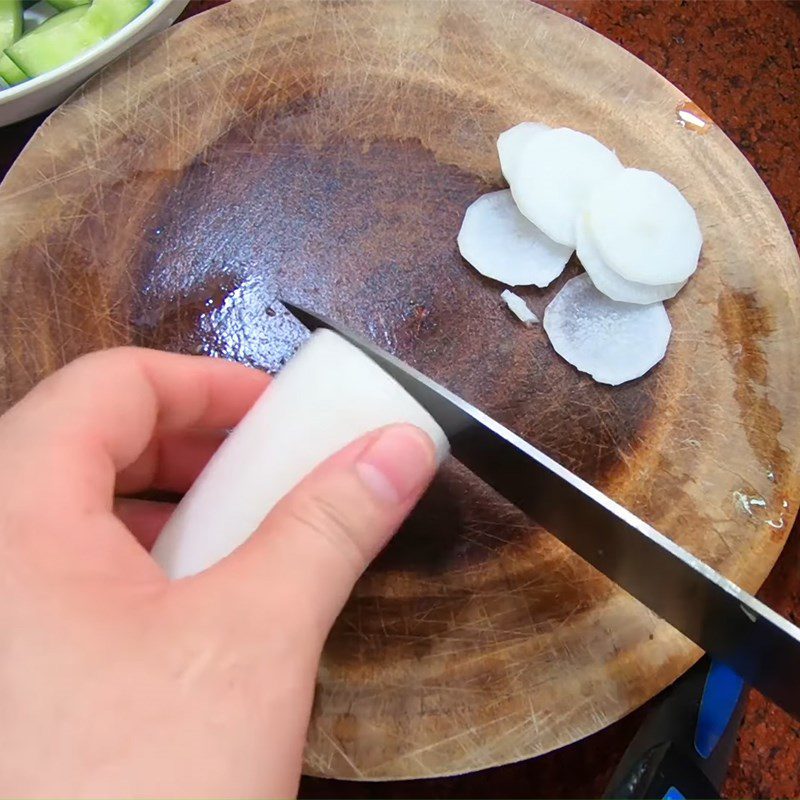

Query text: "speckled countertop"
[1, 1, 798, 797]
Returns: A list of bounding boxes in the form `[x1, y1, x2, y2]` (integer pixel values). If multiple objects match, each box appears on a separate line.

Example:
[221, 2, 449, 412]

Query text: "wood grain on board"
[0, 0, 798, 781]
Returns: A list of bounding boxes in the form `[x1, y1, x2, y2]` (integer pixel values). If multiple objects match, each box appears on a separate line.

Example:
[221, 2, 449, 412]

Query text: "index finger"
[0, 347, 270, 514]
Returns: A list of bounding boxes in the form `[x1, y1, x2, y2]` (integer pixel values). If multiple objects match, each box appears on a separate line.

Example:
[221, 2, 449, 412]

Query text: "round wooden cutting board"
[0, 0, 798, 780]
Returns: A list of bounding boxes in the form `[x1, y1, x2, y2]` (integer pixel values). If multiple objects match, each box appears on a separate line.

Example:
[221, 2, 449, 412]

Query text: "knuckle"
[286, 492, 369, 576]
[67, 346, 141, 376]
[70, 346, 133, 370]
[12, 348, 148, 438]
[38, 347, 139, 395]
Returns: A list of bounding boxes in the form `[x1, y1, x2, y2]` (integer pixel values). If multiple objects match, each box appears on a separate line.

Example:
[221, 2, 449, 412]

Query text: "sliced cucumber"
[84, 0, 150, 38]
[5, 5, 87, 75]
[22, 2, 59, 34]
[0, 51, 25, 83]
[0, 0, 22, 47]
[6, 0, 149, 77]
[25, 2, 81, 31]
[0, 0, 23, 86]
[47, 0, 90, 10]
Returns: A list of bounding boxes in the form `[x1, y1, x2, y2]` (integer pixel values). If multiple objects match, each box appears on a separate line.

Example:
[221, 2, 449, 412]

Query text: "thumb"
[200, 424, 438, 646]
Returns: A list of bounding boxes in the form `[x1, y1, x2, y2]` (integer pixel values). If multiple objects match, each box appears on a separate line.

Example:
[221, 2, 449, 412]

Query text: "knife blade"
[282, 300, 800, 720]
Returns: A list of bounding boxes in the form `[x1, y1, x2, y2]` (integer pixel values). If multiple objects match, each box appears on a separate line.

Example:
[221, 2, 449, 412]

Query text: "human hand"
[0, 347, 437, 799]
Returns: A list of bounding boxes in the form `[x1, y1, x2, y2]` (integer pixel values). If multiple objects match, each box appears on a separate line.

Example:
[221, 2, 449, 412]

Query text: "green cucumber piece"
[47, 0, 90, 11]
[5, 5, 88, 76]
[0, 0, 22, 48]
[83, 0, 150, 38]
[6, 0, 149, 77]
[0, 51, 25, 83]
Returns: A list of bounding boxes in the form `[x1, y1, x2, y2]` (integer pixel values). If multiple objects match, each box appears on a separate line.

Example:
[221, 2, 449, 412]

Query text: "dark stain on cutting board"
[717, 290, 788, 477]
[122, 114, 659, 576]
[132, 120, 658, 488]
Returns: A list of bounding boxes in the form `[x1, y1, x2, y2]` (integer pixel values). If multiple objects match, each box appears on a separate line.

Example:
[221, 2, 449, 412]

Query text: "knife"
[283, 300, 800, 721]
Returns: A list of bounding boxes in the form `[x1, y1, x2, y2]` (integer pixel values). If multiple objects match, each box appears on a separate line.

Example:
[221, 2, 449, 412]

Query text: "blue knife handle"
[695, 661, 746, 760]
[604, 658, 748, 799]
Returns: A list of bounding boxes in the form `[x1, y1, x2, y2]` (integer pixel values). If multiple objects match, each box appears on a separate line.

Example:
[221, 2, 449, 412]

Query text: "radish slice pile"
[576, 215, 685, 304]
[458, 190, 573, 287]
[543, 275, 672, 385]
[497, 122, 549, 183]
[586, 168, 702, 284]
[510, 127, 623, 247]
[455, 122, 703, 384]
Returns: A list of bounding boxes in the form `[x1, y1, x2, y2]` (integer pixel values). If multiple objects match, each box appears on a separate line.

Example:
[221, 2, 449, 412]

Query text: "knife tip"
[279, 299, 323, 331]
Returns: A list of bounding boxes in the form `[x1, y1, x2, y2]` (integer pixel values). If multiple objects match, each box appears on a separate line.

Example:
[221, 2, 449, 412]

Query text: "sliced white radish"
[497, 122, 549, 183]
[457, 190, 573, 287]
[152, 329, 450, 578]
[576, 214, 686, 304]
[543, 274, 671, 385]
[501, 289, 539, 326]
[586, 168, 702, 285]
[510, 127, 623, 247]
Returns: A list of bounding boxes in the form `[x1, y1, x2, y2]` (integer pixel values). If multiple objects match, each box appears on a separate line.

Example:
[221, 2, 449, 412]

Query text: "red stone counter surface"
[1, 1, 798, 797]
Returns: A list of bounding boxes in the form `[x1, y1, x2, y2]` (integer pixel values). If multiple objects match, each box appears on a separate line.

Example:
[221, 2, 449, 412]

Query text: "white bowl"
[0, 0, 190, 127]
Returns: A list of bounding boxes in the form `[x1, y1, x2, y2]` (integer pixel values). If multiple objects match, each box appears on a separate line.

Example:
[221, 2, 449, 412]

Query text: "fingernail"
[355, 425, 437, 504]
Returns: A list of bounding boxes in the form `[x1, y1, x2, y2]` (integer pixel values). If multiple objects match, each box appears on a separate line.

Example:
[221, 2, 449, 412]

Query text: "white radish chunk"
[576, 214, 686, 304]
[510, 127, 623, 247]
[501, 289, 539, 326]
[497, 122, 549, 183]
[152, 330, 450, 578]
[457, 190, 573, 287]
[543, 274, 671, 385]
[587, 168, 702, 285]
